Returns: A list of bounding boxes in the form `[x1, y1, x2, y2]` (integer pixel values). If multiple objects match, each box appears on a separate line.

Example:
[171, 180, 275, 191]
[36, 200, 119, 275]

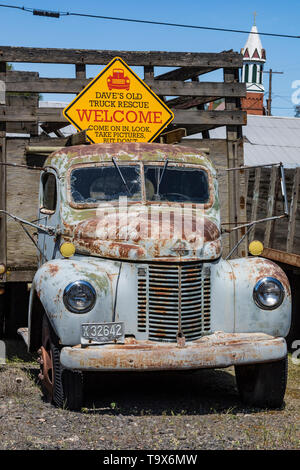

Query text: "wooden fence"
[0, 46, 247, 281]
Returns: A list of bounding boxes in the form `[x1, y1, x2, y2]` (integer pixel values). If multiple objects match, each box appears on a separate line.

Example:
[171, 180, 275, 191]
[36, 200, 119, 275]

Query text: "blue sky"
[0, 0, 299, 116]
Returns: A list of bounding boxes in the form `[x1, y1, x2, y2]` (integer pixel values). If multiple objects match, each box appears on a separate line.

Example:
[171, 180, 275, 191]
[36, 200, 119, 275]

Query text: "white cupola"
[241, 22, 266, 93]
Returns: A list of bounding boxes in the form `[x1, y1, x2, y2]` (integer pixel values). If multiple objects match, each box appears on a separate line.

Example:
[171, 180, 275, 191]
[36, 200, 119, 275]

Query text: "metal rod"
[225, 224, 255, 260]
[219, 163, 281, 172]
[223, 214, 287, 233]
[112, 157, 132, 195]
[156, 158, 169, 198]
[0, 210, 56, 235]
[280, 163, 289, 215]
[17, 220, 47, 262]
[159, 158, 169, 185]
[0, 162, 43, 171]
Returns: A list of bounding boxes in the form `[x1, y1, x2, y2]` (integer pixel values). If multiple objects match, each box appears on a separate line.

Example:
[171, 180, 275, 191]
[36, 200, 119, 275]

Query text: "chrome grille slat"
[144, 263, 211, 342]
[137, 276, 147, 332]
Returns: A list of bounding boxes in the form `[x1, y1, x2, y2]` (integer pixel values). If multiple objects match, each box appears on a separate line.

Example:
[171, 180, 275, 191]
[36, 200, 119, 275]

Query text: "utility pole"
[264, 69, 284, 116]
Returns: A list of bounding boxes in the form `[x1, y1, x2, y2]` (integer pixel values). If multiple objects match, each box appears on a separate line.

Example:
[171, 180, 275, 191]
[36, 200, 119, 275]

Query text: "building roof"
[184, 114, 300, 168]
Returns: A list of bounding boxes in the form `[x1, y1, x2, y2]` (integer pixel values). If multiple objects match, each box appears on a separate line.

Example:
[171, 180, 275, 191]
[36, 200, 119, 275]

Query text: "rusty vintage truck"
[7, 141, 290, 410]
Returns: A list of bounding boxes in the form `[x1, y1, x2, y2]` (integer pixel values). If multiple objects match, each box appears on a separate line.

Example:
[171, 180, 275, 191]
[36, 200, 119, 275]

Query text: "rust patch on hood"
[47, 264, 59, 277]
[70, 207, 221, 262]
[204, 218, 220, 242]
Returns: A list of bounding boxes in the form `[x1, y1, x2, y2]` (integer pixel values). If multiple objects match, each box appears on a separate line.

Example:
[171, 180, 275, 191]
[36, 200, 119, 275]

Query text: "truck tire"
[62, 369, 84, 412]
[39, 315, 83, 411]
[235, 356, 288, 409]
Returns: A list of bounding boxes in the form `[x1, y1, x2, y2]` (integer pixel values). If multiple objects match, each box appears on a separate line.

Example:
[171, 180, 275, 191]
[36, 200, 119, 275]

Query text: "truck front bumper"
[60, 332, 287, 372]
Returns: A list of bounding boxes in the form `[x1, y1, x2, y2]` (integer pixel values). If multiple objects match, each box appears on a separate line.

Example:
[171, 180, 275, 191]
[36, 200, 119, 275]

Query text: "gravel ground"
[0, 340, 299, 450]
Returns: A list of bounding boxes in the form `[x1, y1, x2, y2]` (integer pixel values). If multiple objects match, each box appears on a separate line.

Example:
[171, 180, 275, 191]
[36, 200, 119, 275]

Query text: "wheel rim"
[38, 322, 54, 402]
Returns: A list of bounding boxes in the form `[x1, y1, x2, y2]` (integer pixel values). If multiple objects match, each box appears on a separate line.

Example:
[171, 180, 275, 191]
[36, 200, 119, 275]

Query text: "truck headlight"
[253, 277, 284, 310]
[63, 281, 96, 313]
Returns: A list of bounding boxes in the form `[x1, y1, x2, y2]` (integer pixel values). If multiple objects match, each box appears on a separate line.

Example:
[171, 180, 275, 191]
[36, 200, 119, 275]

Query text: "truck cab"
[27, 142, 291, 410]
[107, 68, 130, 90]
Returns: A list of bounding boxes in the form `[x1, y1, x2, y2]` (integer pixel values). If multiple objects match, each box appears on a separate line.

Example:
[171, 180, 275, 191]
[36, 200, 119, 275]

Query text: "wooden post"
[0, 61, 6, 279]
[249, 167, 261, 243]
[144, 65, 154, 81]
[75, 63, 86, 80]
[223, 67, 246, 256]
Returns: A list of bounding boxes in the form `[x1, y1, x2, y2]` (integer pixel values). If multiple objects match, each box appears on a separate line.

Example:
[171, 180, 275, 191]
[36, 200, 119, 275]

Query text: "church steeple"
[241, 20, 266, 93]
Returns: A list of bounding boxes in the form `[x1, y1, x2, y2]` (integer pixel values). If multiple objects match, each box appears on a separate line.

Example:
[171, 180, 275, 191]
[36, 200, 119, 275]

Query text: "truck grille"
[137, 263, 211, 342]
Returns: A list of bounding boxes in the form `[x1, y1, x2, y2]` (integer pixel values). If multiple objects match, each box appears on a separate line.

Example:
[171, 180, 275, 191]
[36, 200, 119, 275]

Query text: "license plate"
[81, 322, 125, 345]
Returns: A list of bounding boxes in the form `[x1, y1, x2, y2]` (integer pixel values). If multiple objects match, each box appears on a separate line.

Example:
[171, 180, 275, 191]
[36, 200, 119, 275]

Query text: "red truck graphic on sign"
[107, 69, 130, 90]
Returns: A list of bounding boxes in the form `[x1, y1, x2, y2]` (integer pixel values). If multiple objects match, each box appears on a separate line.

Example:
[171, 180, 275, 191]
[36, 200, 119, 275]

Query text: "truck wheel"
[235, 356, 288, 409]
[38, 315, 83, 411]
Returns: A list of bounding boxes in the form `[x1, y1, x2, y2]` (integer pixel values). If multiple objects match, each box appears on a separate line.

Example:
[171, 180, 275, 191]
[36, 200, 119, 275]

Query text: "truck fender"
[228, 257, 292, 337]
[28, 258, 120, 351]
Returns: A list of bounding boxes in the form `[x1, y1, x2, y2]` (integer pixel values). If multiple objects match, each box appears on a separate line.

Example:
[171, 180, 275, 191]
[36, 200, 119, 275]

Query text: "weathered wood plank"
[262, 247, 300, 268]
[0, 46, 243, 67]
[166, 96, 217, 109]
[264, 166, 277, 247]
[6, 138, 39, 269]
[2, 75, 246, 97]
[5, 269, 36, 282]
[249, 167, 261, 242]
[65, 130, 89, 146]
[145, 80, 246, 97]
[173, 110, 246, 126]
[224, 68, 240, 252]
[286, 167, 300, 253]
[0, 136, 6, 278]
[182, 124, 223, 136]
[155, 66, 217, 81]
[246, 167, 300, 255]
[0, 71, 39, 81]
[6, 94, 39, 136]
[0, 106, 247, 126]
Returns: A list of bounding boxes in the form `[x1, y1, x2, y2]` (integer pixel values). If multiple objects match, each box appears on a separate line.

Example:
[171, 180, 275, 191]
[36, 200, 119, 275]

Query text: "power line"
[0, 3, 299, 39]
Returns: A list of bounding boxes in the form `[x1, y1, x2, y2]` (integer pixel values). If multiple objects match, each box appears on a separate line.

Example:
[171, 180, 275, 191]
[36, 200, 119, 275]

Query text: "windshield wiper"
[112, 157, 132, 195]
[154, 158, 169, 200]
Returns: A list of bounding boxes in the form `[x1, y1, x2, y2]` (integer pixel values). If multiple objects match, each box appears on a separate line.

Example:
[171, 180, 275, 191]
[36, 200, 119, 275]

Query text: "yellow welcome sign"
[63, 57, 174, 143]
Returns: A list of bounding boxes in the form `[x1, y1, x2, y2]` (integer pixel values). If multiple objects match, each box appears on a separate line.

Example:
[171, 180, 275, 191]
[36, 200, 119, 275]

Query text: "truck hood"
[69, 205, 221, 262]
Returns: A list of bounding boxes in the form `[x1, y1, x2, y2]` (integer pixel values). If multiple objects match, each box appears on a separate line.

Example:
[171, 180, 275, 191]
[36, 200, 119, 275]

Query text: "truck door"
[37, 171, 58, 265]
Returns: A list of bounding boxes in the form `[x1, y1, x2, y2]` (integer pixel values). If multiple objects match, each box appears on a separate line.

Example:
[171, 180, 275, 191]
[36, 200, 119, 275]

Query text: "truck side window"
[42, 173, 57, 212]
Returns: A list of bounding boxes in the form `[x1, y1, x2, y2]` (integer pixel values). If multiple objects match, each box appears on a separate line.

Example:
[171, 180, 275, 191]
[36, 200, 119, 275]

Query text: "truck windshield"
[144, 165, 210, 203]
[70, 165, 141, 203]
